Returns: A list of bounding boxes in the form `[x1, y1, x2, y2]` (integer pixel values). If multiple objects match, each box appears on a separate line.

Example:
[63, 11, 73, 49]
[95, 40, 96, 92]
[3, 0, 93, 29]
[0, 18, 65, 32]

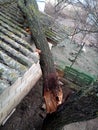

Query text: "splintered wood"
[43, 73, 63, 113]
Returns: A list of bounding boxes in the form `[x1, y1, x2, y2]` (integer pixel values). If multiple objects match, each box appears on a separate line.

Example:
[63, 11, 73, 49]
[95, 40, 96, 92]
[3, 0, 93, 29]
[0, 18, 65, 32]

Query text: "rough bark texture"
[42, 92, 98, 130]
[18, 0, 98, 129]
[18, 0, 55, 76]
[18, 0, 63, 114]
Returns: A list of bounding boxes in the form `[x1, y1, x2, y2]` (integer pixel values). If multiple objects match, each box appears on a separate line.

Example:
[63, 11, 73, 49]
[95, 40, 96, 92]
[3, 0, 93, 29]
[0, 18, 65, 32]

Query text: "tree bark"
[18, 0, 63, 114]
[18, 0, 98, 130]
[42, 91, 98, 130]
[18, 0, 55, 76]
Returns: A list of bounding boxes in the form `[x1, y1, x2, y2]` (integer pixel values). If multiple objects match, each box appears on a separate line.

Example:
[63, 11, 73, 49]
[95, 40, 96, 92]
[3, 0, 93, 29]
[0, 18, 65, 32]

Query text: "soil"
[0, 76, 73, 130]
[0, 78, 45, 130]
[0, 2, 98, 130]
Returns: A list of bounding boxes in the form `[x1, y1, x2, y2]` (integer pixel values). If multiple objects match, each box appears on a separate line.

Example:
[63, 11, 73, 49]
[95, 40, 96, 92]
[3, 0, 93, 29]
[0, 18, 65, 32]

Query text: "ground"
[0, 78, 98, 130]
[0, 1, 98, 130]
[45, 2, 98, 78]
[0, 79, 45, 130]
[0, 77, 74, 130]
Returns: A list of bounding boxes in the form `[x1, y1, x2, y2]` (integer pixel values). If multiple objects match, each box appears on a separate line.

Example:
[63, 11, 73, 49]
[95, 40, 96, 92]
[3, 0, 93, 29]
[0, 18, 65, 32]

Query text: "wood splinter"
[43, 73, 63, 113]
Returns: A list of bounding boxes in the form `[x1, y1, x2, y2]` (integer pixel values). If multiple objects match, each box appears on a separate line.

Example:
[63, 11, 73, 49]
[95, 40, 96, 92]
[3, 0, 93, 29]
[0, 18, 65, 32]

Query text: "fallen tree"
[42, 91, 98, 130]
[18, 0, 63, 114]
[18, 0, 98, 130]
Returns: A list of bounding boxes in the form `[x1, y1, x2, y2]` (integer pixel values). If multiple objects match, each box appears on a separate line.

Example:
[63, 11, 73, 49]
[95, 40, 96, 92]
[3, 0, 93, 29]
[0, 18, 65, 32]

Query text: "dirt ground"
[0, 78, 45, 130]
[0, 77, 74, 130]
[0, 78, 98, 130]
[0, 2, 98, 130]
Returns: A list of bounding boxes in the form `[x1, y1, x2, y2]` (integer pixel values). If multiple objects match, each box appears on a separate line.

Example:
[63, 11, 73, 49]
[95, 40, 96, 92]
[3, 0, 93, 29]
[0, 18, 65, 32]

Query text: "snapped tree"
[18, 0, 98, 130]
[18, 0, 63, 114]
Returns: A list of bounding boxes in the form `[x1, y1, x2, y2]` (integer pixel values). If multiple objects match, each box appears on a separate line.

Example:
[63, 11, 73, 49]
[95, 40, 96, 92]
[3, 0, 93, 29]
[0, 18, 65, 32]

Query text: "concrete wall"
[0, 62, 42, 125]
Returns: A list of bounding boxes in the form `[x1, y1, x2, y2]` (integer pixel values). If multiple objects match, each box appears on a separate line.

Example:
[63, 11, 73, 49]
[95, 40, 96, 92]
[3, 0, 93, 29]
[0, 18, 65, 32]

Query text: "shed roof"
[0, 0, 68, 94]
[0, 1, 39, 94]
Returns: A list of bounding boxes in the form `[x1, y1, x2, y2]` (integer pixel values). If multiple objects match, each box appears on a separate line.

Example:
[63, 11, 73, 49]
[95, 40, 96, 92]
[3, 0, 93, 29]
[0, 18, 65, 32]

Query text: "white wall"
[36, 0, 45, 12]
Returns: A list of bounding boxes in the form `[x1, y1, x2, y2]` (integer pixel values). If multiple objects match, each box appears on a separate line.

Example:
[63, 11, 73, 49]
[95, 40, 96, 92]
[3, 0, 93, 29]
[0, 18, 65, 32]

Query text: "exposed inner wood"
[17, 0, 64, 113]
[43, 73, 63, 113]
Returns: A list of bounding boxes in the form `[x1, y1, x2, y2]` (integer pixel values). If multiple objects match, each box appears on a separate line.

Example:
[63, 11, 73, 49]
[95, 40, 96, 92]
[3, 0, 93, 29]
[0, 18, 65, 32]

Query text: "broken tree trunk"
[18, 0, 98, 130]
[18, 0, 63, 113]
[42, 91, 98, 130]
